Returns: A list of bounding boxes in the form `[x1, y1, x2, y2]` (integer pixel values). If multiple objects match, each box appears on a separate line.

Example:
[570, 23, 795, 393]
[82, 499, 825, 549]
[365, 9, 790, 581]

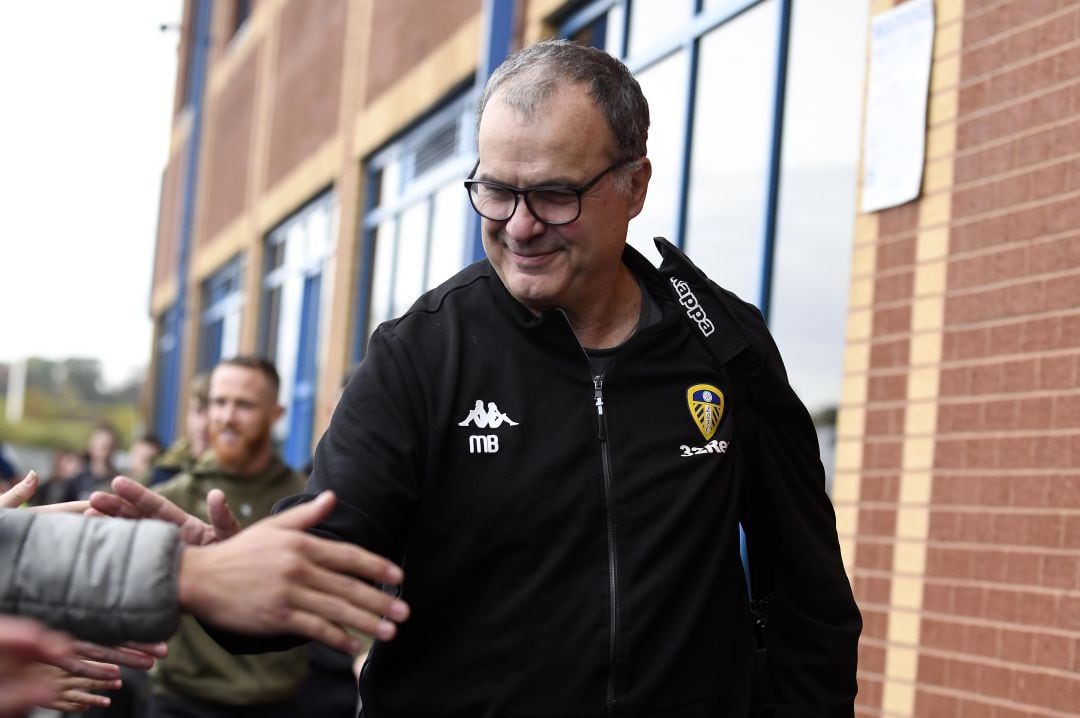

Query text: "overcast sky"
[0, 1, 182, 387]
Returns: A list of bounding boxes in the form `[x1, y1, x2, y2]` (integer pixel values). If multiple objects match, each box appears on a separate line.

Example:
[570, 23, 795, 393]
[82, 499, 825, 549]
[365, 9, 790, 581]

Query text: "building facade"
[148, 0, 1080, 714]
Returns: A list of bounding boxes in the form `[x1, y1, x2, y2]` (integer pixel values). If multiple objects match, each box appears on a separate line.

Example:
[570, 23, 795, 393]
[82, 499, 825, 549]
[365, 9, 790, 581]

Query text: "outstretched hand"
[36, 640, 168, 713]
[178, 491, 410, 653]
[0, 616, 73, 716]
[0, 471, 88, 514]
[89, 476, 241, 545]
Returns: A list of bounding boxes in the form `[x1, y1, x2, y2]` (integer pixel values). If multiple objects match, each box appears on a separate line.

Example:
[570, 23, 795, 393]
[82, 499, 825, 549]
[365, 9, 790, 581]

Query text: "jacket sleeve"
[0, 508, 182, 644]
[730, 299, 862, 718]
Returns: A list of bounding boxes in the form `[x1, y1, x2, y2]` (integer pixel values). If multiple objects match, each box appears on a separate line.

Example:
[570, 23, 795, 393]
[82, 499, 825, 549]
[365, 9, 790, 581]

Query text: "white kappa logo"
[459, 400, 519, 454]
[458, 400, 519, 428]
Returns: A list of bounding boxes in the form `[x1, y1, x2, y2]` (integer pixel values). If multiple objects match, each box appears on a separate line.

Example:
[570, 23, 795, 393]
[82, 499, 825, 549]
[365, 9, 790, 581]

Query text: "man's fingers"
[0, 470, 38, 508]
[53, 688, 113, 710]
[123, 641, 169, 658]
[288, 580, 403, 642]
[87, 492, 142, 519]
[277, 604, 396, 653]
[55, 674, 122, 693]
[299, 530, 405, 588]
[256, 494, 404, 584]
[293, 558, 409, 623]
[72, 642, 159, 670]
[52, 656, 120, 681]
[110, 476, 190, 525]
[207, 489, 242, 540]
[31, 499, 91, 515]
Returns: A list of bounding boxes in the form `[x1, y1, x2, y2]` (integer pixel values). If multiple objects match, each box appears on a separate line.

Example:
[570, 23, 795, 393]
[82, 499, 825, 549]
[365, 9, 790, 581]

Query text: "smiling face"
[476, 82, 650, 318]
[207, 364, 283, 475]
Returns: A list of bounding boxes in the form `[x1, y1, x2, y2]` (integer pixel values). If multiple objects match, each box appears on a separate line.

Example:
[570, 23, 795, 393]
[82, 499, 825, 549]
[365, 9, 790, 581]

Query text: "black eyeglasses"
[464, 158, 636, 226]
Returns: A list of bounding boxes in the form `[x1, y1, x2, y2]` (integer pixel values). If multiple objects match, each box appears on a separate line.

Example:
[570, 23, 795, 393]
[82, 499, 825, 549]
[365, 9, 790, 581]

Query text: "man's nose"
[503, 197, 545, 240]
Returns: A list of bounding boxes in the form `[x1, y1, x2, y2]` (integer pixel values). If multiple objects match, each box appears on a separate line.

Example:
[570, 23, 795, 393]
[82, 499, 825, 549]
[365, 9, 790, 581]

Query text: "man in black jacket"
[104, 39, 861, 718]
[294, 39, 860, 717]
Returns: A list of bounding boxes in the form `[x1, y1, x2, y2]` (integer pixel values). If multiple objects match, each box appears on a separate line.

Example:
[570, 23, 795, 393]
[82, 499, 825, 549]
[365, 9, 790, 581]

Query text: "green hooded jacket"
[151, 453, 309, 706]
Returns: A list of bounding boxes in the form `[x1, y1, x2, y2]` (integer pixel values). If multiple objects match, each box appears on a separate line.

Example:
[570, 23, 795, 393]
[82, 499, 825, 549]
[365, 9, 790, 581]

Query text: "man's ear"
[627, 157, 652, 220]
[272, 404, 285, 423]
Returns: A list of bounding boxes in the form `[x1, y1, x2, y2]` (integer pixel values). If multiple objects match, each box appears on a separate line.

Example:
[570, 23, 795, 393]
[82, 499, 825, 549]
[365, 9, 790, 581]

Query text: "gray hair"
[476, 39, 650, 164]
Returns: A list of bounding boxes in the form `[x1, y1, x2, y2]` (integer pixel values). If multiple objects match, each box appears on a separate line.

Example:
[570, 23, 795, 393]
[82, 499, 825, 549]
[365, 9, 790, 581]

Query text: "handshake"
[0, 472, 409, 715]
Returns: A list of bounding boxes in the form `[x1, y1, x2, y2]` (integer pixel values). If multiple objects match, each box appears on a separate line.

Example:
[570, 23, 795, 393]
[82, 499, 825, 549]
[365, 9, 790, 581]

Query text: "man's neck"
[565, 268, 642, 350]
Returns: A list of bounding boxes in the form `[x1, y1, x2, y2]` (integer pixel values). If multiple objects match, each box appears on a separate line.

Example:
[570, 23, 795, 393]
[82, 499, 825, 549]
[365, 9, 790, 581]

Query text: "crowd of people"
[2, 41, 859, 718]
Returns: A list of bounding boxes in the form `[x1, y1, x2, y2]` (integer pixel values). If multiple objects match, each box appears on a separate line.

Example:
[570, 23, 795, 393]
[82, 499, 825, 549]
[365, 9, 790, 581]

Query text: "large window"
[354, 91, 477, 357]
[259, 189, 338, 469]
[197, 255, 244, 373]
[559, 0, 868, 484]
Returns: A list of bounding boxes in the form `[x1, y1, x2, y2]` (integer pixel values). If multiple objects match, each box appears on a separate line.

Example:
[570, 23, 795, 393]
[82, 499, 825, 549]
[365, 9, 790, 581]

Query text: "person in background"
[59, 423, 120, 502]
[127, 434, 164, 478]
[146, 356, 311, 718]
[36, 446, 86, 507]
[143, 374, 210, 487]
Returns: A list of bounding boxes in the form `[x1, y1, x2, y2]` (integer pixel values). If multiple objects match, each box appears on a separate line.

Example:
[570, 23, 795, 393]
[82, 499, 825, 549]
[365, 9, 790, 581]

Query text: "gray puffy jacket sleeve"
[0, 509, 182, 644]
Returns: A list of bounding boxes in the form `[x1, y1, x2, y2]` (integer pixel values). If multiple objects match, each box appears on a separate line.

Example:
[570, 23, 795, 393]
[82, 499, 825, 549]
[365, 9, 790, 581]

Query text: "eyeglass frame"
[463, 157, 637, 226]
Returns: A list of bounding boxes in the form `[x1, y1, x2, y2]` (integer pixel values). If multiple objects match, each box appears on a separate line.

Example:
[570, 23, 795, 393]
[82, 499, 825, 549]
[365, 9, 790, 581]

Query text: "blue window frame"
[353, 90, 477, 359]
[259, 189, 338, 470]
[153, 305, 182, 444]
[197, 255, 245, 373]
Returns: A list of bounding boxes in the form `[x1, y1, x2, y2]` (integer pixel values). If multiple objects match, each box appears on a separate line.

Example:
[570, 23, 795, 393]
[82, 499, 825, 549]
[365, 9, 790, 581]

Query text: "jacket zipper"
[593, 374, 618, 716]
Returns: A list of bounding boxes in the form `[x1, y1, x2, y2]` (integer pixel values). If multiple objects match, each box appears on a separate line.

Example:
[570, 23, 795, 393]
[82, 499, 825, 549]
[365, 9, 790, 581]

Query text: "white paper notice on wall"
[860, 0, 936, 213]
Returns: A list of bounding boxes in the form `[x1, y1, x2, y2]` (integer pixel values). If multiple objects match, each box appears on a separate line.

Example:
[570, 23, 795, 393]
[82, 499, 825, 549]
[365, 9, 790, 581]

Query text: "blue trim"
[469, 0, 516, 263]
[283, 272, 322, 469]
[478, 0, 515, 79]
[558, 0, 619, 38]
[159, 0, 211, 442]
[154, 306, 181, 444]
[672, 3, 702, 249]
[352, 171, 381, 361]
[756, 0, 791, 321]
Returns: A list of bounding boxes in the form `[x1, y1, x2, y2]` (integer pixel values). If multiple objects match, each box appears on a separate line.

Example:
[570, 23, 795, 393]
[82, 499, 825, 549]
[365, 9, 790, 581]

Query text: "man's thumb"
[207, 489, 244, 539]
[263, 491, 336, 531]
[0, 470, 38, 508]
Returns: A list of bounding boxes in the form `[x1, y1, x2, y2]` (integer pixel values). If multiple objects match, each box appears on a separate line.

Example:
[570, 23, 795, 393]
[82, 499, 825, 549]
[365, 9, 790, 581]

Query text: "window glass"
[628, 50, 689, 262]
[684, 0, 779, 304]
[367, 218, 398, 329]
[627, 0, 695, 57]
[770, 0, 868, 482]
[260, 286, 281, 360]
[259, 190, 337, 434]
[393, 202, 430, 317]
[570, 3, 626, 55]
[427, 183, 469, 290]
[357, 92, 477, 353]
[198, 255, 244, 372]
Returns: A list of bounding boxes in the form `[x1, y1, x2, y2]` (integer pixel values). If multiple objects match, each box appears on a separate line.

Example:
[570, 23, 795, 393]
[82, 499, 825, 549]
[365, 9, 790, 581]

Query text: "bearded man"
[147, 356, 309, 718]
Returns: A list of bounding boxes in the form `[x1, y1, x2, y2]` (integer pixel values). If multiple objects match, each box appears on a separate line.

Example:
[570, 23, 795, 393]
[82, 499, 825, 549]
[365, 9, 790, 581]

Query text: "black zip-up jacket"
[271, 244, 859, 717]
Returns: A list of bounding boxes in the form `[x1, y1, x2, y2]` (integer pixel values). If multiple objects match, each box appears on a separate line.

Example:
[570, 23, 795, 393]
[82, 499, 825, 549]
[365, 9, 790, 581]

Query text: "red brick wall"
[364, 0, 481, 104]
[855, 201, 920, 715]
[153, 144, 187, 290]
[266, 0, 348, 189]
[920, 0, 1080, 713]
[200, 49, 258, 242]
